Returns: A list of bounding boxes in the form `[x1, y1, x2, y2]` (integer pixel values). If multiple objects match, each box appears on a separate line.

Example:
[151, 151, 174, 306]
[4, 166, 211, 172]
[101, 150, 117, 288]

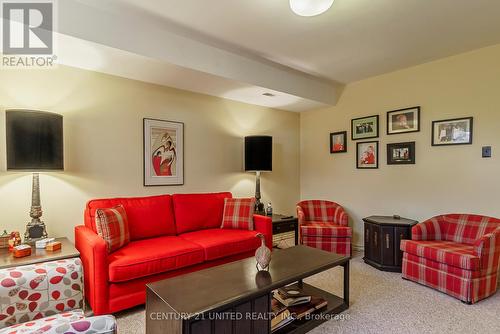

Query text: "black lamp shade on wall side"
[244, 136, 272, 172]
[6, 110, 64, 170]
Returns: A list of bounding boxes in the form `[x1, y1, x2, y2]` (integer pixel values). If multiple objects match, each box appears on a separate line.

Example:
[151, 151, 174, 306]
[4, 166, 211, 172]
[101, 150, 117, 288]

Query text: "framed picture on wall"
[143, 118, 184, 186]
[387, 142, 415, 165]
[356, 141, 379, 169]
[330, 131, 347, 153]
[351, 115, 379, 140]
[432, 117, 473, 146]
[387, 106, 420, 135]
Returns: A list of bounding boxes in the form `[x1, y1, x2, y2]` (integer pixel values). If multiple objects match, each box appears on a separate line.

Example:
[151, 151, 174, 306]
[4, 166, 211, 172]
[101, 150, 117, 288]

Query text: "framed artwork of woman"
[144, 118, 184, 186]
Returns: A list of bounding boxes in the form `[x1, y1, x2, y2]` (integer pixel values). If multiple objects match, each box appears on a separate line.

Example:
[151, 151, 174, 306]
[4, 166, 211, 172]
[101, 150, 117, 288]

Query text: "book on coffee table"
[277, 285, 310, 299]
[274, 291, 311, 307]
[288, 296, 328, 320]
[271, 309, 295, 332]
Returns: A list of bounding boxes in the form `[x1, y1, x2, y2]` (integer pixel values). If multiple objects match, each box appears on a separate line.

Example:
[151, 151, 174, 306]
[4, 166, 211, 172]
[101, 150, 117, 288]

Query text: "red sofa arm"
[474, 227, 500, 275]
[254, 214, 273, 251]
[412, 216, 444, 241]
[75, 225, 109, 315]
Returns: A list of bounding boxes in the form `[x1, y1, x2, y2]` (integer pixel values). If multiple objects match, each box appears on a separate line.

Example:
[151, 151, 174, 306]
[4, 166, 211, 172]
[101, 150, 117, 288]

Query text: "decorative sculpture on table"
[255, 233, 271, 271]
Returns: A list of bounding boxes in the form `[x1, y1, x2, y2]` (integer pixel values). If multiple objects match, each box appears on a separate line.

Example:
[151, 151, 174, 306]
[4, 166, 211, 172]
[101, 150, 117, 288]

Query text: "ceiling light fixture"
[289, 0, 335, 17]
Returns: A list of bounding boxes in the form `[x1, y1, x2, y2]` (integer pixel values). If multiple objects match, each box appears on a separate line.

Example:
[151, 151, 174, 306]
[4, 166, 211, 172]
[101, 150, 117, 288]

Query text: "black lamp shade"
[245, 136, 272, 172]
[6, 110, 64, 170]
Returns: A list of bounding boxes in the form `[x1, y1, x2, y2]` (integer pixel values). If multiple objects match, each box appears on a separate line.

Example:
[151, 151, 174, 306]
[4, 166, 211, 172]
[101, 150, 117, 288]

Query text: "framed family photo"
[330, 131, 347, 153]
[356, 141, 379, 169]
[387, 142, 415, 165]
[387, 106, 420, 135]
[432, 117, 473, 146]
[351, 115, 379, 140]
[143, 118, 184, 186]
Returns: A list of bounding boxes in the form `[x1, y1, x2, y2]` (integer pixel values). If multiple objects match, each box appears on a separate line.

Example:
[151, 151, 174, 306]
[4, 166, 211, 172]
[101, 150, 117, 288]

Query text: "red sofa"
[401, 214, 500, 303]
[75, 192, 272, 315]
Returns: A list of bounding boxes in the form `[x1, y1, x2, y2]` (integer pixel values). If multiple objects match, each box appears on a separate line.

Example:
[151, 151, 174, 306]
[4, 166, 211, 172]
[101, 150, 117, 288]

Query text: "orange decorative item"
[46, 241, 62, 251]
[13, 244, 32, 258]
[8, 232, 22, 251]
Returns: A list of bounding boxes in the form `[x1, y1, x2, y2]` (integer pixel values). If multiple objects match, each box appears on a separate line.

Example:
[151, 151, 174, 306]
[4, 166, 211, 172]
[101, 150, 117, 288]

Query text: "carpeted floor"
[115, 251, 500, 333]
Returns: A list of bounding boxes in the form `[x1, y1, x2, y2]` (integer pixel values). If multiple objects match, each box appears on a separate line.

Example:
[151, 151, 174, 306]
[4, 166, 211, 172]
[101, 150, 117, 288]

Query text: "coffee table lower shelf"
[273, 283, 347, 334]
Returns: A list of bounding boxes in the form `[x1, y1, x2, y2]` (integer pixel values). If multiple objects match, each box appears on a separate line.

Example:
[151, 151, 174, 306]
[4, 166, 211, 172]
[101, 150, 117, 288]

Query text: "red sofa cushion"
[85, 195, 176, 240]
[221, 198, 256, 230]
[108, 235, 204, 282]
[95, 205, 130, 253]
[179, 228, 260, 261]
[400, 240, 480, 270]
[173, 192, 232, 234]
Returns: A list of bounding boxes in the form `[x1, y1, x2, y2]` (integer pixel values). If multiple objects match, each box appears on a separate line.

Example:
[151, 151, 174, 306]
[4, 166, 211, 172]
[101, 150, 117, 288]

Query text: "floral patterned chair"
[0, 258, 116, 333]
[296, 200, 352, 256]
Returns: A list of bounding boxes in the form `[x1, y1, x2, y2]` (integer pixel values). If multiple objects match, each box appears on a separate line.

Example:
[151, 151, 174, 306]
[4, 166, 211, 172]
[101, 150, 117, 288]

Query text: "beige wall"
[0, 66, 300, 241]
[301, 44, 500, 248]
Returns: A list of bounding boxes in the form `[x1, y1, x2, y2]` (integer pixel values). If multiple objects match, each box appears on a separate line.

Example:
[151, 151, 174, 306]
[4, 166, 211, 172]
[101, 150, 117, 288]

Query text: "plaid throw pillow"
[221, 198, 256, 230]
[95, 205, 130, 253]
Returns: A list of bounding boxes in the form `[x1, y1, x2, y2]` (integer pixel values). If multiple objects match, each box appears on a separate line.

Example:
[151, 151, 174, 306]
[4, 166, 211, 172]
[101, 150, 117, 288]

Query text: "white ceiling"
[113, 0, 500, 83]
[49, 0, 500, 111]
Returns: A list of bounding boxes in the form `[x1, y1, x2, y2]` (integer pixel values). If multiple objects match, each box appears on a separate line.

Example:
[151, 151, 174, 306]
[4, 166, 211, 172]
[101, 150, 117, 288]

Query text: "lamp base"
[24, 219, 48, 244]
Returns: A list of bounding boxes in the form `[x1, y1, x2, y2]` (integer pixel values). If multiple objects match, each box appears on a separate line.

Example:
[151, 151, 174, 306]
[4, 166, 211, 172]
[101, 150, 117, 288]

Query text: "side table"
[362, 216, 418, 272]
[271, 214, 299, 246]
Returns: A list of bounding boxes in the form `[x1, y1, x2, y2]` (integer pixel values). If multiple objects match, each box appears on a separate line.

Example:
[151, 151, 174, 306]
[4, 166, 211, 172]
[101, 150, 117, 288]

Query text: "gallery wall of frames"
[329, 106, 473, 169]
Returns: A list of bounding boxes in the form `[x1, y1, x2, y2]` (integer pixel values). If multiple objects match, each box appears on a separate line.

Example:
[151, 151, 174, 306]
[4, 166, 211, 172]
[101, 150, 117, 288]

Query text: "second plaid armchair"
[297, 200, 352, 256]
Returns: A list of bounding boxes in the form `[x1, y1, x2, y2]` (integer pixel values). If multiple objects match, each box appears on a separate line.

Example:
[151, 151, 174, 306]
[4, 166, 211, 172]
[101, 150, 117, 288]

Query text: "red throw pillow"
[95, 205, 130, 253]
[221, 198, 256, 230]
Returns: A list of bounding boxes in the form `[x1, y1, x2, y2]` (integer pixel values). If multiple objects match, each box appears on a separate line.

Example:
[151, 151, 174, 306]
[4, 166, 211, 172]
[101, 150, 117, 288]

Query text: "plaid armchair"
[401, 214, 500, 304]
[296, 200, 352, 256]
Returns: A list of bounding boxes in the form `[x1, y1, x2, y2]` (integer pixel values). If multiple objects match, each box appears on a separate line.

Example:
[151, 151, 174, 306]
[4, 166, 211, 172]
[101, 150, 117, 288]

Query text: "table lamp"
[244, 136, 272, 214]
[6, 110, 64, 243]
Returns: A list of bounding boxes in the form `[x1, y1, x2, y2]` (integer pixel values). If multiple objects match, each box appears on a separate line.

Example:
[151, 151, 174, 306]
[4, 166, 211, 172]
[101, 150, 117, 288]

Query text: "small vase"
[255, 233, 271, 271]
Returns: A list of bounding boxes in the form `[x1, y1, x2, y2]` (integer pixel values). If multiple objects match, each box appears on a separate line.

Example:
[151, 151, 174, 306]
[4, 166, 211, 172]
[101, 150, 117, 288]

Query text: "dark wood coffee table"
[146, 245, 349, 334]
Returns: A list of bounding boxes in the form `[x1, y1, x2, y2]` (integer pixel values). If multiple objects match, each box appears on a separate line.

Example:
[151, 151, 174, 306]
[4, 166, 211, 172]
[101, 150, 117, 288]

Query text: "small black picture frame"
[330, 131, 347, 153]
[351, 115, 379, 140]
[387, 106, 420, 135]
[387, 142, 416, 165]
[431, 117, 473, 146]
[356, 141, 379, 169]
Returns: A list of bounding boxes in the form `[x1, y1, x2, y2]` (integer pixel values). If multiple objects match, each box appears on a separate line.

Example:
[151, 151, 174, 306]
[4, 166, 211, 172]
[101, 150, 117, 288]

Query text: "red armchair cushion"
[300, 222, 352, 238]
[400, 240, 480, 270]
[85, 195, 176, 240]
[221, 198, 255, 230]
[173, 192, 232, 234]
[108, 236, 204, 282]
[95, 205, 130, 253]
[179, 228, 260, 261]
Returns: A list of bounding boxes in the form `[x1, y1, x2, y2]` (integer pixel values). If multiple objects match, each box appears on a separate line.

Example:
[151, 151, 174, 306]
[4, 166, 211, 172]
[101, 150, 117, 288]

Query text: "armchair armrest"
[74, 225, 109, 315]
[254, 214, 273, 251]
[296, 206, 306, 225]
[411, 217, 444, 241]
[474, 227, 500, 275]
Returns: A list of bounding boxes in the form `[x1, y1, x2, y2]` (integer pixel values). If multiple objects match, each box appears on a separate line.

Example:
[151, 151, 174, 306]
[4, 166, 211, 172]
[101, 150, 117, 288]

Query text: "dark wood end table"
[0, 237, 79, 270]
[362, 215, 418, 272]
[272, 214, 299, 246]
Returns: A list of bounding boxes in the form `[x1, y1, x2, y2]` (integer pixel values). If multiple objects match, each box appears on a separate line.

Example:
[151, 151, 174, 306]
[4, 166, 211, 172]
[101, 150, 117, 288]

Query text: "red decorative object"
[13, 245, 31, 258]
[401, 214, 500, 304]
[297, 200, 352, 256]
[75, 192, 273, 315]
[8, 232, 21, 251]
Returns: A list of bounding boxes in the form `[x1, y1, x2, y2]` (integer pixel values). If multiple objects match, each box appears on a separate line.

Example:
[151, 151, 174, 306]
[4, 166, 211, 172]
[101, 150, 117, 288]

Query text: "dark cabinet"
[362, 216, 418, 272]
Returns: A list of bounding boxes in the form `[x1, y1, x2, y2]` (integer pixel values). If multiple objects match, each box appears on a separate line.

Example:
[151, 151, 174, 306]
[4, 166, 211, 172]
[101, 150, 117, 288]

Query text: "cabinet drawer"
[273, 223, 296, 234]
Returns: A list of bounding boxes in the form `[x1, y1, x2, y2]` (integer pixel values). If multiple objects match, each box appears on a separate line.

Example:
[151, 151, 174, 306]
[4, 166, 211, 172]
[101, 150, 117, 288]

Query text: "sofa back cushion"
[297, 200, 347, 226]
[85, 195, 176, 240]
[443, 214, 500, 244]
[173, 192, 232, 234]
